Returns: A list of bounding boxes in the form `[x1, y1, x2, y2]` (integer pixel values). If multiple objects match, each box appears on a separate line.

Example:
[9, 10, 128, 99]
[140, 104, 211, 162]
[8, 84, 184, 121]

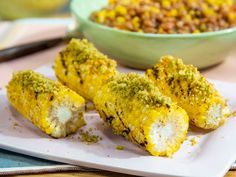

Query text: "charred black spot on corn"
[35, 91, 39, 99]
[152, 67, 159, 79]
[76, 70, 81, 77]
[115, 110, 131, 136]
[106, 116, 114, 124]
[167, 77, 174, 86]
[122, 128, 130, 137]
[49, 95, 54, 101]
[187, 83, 191, 95]
[140, 142, 146, 147]
[59, 52, 68, 76]
[105, 102, 108, 108]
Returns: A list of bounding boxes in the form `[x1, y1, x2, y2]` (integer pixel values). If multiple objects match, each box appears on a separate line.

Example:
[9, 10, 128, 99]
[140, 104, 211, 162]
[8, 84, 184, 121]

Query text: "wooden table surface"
[6, 170, 236, 177]
[1, 19, 236, 177]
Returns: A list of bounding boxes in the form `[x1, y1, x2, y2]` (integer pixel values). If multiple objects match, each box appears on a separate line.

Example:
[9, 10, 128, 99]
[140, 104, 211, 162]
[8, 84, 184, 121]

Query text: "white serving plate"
[0, 65, 236, 177]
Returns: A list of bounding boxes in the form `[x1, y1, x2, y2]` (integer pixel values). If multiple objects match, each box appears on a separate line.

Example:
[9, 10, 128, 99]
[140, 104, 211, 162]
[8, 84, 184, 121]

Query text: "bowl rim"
[71, 0, 236, 38]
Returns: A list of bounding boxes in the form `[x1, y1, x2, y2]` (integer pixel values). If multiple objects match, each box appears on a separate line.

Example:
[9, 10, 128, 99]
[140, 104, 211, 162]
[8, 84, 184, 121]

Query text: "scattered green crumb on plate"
[13, 122, 19, 126]
[190, 137, 198, 146]
[78, 129, 102, 144]
[12, 122, 19, 129]
[116, 145, 124, 150]
[230, 110, 236, 117]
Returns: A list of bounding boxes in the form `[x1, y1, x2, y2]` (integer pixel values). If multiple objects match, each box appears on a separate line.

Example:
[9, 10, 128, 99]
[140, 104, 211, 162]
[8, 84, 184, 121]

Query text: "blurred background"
[0, 0, 70, 20]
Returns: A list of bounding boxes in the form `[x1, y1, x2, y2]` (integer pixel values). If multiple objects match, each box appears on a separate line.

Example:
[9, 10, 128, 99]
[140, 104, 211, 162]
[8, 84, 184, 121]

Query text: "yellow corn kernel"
[193, 29, 200, 33]
[169, 9, 178, 17]
[184, 14, 192, 21]
[107, 10, 116, 19]
[116, 16, 126, 23]
[227, 13, 236, 22]
[131, 17, 140, 29]
[115, 5, 127, 15]
[96, 10, 107, 23]
[203, 9, 216, 16]
[162, 0, 171, 8]
[109, 0, 116, 4]
[150, 7, 160, 14]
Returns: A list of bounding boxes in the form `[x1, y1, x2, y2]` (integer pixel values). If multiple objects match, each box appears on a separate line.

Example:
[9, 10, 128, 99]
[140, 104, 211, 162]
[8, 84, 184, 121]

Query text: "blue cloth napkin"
[0, 148, 97, 175]
[0, 148, 62, 168]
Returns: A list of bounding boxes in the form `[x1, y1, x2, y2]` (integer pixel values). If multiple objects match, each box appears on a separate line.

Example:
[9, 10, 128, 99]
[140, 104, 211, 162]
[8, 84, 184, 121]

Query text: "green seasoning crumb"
[115, 145, 124, 150]
[59, 38, 117, 81]
[78, 129, 101, 144]
[13, 122, 19, 126]
[190, 137, 198, 146]
[108, 73, 171, 107]
[158, 56, 216, 102]
[230, 110, 236, 117]
[12, 122, 19, 129]
[62, 39, 115, 66]
[9, 70, 60, 94]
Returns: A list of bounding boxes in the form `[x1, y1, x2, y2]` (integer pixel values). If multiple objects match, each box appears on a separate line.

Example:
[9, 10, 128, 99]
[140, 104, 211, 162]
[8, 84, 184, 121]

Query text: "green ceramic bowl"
[71, 0, 236, 69]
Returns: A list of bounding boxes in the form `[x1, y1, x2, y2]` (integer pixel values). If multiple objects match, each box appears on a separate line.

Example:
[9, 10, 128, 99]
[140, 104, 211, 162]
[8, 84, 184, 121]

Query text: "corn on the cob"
[94, 73, 189, 156]
[54, 38, 117, 101]
[7, 70, 86, 138]
[146, 56, 230, 130]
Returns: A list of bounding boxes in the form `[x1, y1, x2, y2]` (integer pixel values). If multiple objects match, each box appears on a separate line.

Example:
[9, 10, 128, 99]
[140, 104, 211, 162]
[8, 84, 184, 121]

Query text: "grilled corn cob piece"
[146, 56, 230, 130]
[54, 38, 117, 101]
[94, 73, 189, 156]
[7, 70, 86, 138]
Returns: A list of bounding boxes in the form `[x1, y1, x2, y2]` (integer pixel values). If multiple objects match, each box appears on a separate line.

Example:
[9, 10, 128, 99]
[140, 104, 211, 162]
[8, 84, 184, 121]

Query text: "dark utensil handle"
[0, 37, 65, 62]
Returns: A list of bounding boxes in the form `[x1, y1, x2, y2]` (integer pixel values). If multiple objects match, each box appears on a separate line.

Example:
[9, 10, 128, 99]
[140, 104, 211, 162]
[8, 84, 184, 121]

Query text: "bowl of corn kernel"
[71, 0, 236, 69]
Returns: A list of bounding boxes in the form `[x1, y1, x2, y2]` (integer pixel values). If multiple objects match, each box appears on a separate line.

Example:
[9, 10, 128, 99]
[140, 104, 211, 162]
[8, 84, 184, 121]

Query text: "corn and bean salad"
[91, 0, 236, 34]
